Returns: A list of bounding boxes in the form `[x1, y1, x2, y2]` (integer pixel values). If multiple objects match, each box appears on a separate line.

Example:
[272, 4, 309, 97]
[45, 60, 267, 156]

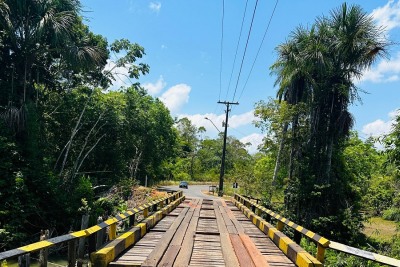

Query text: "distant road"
[158, 185, 219, 199]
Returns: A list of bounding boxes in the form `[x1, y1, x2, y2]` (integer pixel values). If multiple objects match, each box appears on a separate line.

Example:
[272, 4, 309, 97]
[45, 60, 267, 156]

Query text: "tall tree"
[270, 3, 389, 241]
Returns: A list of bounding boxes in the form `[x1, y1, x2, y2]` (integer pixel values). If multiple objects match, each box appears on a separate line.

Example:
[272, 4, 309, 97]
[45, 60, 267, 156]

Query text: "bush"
[382, 208, 400, 222]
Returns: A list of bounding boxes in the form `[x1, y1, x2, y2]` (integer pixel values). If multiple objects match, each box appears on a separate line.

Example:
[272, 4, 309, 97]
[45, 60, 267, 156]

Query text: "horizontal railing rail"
[0, 191, 183, 267]
[234, 193, 400, 267]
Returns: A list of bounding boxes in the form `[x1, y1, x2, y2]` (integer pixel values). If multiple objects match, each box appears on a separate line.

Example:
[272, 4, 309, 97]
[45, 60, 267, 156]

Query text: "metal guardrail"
[234, 193, 400, 267]
[0, 191, 183, 266]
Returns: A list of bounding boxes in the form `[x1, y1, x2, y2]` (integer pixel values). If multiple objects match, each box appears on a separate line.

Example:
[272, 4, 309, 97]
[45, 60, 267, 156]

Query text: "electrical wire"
[218, 0, 225, 101]
[224, 0, 249, 101]
[237, 0, 279, 102]
[232, 0, 259, 102]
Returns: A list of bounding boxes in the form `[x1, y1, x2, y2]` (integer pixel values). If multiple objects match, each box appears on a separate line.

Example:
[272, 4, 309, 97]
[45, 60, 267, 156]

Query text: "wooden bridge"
[1, 190, 399, 267]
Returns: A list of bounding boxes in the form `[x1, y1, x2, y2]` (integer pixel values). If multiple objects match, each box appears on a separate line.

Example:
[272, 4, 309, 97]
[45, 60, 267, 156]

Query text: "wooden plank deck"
[111, 198, 295, 267]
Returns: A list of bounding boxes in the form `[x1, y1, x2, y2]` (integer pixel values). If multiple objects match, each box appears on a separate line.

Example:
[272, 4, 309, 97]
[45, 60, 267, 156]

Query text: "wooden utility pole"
[217, 101, 239, 196]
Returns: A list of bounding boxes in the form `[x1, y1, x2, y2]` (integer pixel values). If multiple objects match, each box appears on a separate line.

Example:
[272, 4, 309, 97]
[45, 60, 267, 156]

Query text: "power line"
[224, 0, 249, 101]
[218, 0, 225, 101]
[237, 0, 279, 102]
[232, 0, 259, 102]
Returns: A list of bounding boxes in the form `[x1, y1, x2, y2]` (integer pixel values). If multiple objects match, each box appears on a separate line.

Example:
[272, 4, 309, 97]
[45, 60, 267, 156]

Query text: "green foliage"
[269, 3, 389, 243]
[0, 0, 178, 250]
[382, 208, 400, 222]
[364, 175, 395, 216]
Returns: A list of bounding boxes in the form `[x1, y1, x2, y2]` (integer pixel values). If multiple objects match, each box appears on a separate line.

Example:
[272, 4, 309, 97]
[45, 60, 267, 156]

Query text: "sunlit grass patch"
[363, 217, 398, 242]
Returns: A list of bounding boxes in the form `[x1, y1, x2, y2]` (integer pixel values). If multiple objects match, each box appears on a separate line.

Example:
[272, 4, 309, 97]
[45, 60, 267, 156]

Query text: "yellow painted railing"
[0, 191, 184, 267]
[234, 193, 400, 267]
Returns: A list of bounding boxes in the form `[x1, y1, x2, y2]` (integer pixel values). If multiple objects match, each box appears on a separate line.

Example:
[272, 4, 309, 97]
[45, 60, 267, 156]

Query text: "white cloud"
[178, 111, 256, 135]
[179, 113, 224, 135]
[177, 111, 261, 153]
[159, 84, 191, 113]
[229, 111, 256, 128]
[362, 109, 399, 137]
[240, 133, 265, 154]
[103, 60, 132, 90]
[149, 2, 161, 13]
[142, 76, 166, 95]
[362, 119, 393, 137]
[357, 52, 400, 84]
[371, 0, 400, 32]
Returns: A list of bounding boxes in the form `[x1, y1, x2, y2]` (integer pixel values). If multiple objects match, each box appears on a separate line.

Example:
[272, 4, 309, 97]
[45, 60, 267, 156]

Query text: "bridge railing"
[234, 193, 400, 267]
[0, 190, 183, 267]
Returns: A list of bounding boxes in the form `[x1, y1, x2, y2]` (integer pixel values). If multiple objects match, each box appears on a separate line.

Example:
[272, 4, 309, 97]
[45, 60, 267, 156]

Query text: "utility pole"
[217, 101, 239, 196]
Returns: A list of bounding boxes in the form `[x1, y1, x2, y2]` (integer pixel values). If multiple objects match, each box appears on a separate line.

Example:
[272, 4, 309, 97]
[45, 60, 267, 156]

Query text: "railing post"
[277, 221, 284, 231]
[256, 208, 262, 216]
[143, 207, 149, 218]
[129, 213, 136, 227]
[18, 253, 30, 267]
[251, 205, 256, 213]
[96, 216, 105, 249]
[39, 229, 49, 267]
[265, 214, 272, 223]
[317, 244, 326, 263]
[77, 214, 89, 267]
[294, 230, 302, 244]
[68, 238, 77, 267]
[109, 223, 117, 240]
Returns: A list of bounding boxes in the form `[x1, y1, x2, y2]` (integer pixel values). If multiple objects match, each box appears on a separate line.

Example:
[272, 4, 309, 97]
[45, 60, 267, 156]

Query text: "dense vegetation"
[0, 0, 175, 249]
[0, 1, 399, 265]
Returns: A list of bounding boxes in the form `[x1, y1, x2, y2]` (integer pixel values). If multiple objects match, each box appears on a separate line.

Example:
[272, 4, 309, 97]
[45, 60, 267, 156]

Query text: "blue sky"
[81, 0, 400, 153]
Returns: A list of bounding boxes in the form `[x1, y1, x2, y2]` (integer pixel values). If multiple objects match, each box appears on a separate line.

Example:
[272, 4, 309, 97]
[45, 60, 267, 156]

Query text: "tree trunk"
[272, 122, 289, 184]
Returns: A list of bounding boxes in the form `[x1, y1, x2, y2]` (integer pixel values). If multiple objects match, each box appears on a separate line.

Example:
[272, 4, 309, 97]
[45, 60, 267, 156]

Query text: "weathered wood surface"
[111, 197, 294, 267]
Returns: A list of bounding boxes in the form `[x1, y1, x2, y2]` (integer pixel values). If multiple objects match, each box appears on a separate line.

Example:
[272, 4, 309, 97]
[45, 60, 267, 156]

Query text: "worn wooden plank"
[189, 234, 224, 267]
[141, 207, 190, 267]
[240, 233, 270, 267]
[220, 201, 245, 234]
[229, 234, 255, 267]
[158, 198, 200, 267]
[174, 198, 201, 266]
[213, 200, 240, 267]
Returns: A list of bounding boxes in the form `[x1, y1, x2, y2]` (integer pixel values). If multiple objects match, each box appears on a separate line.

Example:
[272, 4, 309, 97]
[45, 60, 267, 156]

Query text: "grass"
[363, 217, 398, 242]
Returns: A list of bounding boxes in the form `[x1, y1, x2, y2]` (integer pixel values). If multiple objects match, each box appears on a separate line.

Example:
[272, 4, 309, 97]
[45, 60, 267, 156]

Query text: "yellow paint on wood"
[279, 237, 294, 254]
[277, 221, 284, 231]
[296, 225, 304, 232]
[133, 208, 139, 213]
[104, 218, 117, 225]
[93, 246, 115, 267]
[316, 244, 326, 263]
[259, 221, 265, 232]
[288, 221, 295, 227]
[268, 228, 278, 239]
[126, 211, 133, 215]
[252, 216, 258, 225]
[117, 232, 134, 248]
[118, 214, 126, 219]
[305, 231, 315, 239]
[86, 225, 101, 234]
[296, 252, 313, 267]
[108, 223, 117, 240]
[71, 230, 87, 238]
[19, 241, 54, 252]
[319, 237, 330, 247]
[137, 223, 147, 237]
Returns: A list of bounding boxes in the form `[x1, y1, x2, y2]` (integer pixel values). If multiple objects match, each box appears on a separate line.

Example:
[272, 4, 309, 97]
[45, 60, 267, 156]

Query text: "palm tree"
[0, 0, 107, 130]
[271, 3, 389, 237]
